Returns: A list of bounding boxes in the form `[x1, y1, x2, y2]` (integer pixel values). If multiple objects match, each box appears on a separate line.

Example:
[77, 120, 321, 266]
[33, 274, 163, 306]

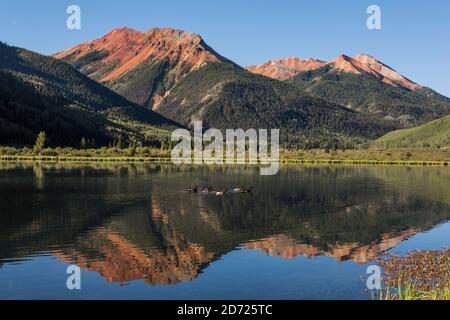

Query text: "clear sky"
[1, 0, 449, 96]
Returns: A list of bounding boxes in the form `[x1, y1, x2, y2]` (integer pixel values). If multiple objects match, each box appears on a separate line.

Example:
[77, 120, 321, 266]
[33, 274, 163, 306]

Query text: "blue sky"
[1, 0, 449, 96]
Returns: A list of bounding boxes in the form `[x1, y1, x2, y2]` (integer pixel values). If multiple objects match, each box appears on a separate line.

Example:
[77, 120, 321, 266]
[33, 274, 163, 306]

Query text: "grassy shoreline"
[1, 147, 449, 166]
[0, 155, 448, 167]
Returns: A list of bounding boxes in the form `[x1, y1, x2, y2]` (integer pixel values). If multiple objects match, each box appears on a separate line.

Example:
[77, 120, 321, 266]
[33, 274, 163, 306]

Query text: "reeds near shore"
[377, 249, 450, 300]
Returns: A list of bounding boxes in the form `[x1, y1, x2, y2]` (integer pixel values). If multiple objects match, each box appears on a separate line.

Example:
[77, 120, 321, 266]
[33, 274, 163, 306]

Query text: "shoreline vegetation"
[377, 249, 450, 300]
[0, 146, 448, 166]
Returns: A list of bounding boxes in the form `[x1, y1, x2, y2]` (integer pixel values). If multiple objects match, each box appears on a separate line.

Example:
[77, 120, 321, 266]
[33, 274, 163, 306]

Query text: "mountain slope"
[248, 54, 450, 128]
[374, 115, 450, 148]
[329, 54, 421, 90]
[0, 42, 177, 147]
[246, 57, 327, 81]
[54, 27, 233, 109]
[288, 61, 450, 128]
[54, 28, 400, 147]
[157, 62, 397, 147]
[247, 53, 422, 90]
[351, 54, 420, 90]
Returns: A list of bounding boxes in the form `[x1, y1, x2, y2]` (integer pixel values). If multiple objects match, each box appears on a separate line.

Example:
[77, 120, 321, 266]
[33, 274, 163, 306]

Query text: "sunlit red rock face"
[244, 229, 417, 264]
[332, 54, 421, 90]
[246, 53, 421, 91]
[245, 57, 327, 80]
[54, 27, 227, 82]
[53, 27, 230, 108]
[352, 54, 421, 90]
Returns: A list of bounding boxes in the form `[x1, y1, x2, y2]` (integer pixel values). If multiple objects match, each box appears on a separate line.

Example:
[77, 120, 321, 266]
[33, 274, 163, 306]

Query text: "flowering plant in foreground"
[377, 249, 450, 300]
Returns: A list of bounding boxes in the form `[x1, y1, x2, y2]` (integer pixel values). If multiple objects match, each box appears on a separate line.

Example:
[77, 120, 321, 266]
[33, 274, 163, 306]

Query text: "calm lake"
[0, 162, 449, 300]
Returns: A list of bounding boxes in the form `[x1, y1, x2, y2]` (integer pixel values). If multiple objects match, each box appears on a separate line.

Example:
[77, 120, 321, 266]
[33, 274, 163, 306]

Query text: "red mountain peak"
[53, 27, 225, 82]
[245, 56, 327, 80]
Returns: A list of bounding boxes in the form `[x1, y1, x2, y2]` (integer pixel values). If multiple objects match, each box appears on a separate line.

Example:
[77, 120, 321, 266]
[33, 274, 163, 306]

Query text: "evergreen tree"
[33, 131, 46, 155]
[80, 137, 87, 149]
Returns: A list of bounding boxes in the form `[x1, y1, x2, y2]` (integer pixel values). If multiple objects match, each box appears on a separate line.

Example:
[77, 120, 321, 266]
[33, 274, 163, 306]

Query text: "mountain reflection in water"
[1, 163, 449, 286]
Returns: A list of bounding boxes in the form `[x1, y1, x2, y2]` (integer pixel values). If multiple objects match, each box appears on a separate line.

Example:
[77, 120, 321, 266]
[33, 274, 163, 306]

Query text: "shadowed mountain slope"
[0, 42, 178, 147]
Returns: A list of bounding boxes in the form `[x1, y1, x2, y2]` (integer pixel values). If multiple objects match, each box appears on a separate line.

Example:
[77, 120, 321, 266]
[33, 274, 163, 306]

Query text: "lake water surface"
[0, 163, 449, 299]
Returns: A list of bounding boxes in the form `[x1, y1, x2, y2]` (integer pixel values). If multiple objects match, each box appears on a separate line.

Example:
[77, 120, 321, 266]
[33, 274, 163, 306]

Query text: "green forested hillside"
[157, 63, 398, 148]
[0, 42, 178, 147]
[374, 115, 450, 148]
[288, 66, 450, 128]
[0, 70, 111, 147]
[105, 58, 179, 108]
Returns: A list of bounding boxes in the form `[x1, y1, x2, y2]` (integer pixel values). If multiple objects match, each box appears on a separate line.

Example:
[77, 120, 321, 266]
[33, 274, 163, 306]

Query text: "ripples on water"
[0, 162, 449, 299]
